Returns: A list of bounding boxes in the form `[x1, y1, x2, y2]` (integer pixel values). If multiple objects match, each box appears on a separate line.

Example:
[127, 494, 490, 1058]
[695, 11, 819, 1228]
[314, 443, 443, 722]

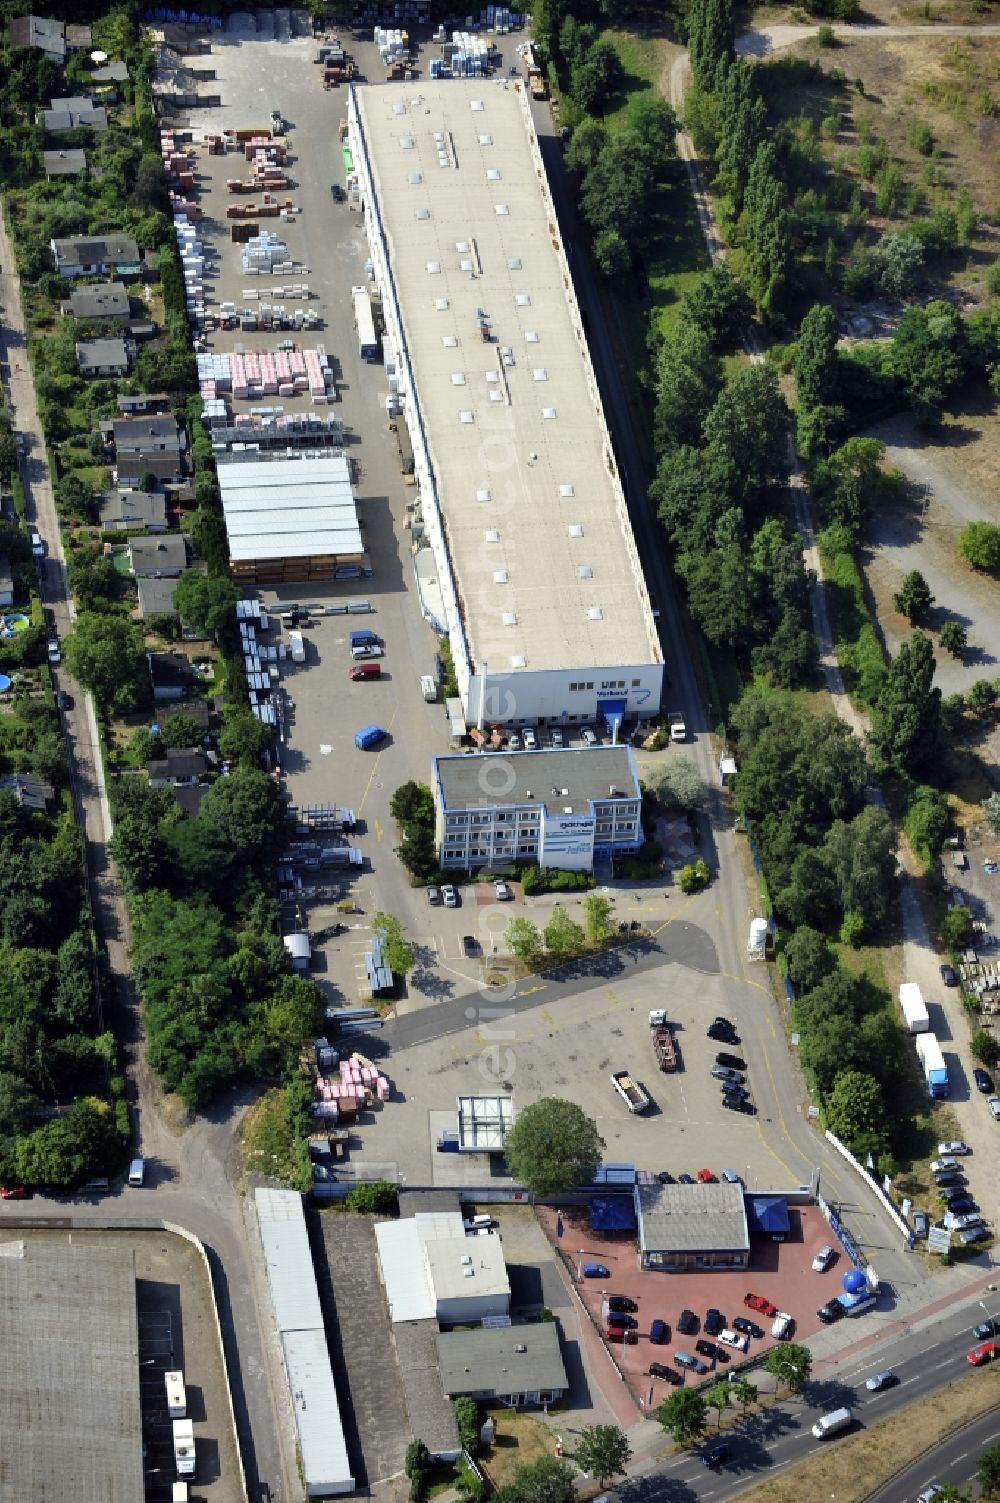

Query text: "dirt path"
[738, 20, 1000, 56]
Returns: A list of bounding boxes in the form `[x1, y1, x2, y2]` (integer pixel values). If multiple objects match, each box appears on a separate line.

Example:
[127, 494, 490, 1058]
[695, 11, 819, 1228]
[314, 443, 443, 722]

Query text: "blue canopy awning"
[590, 1195, 637, 1233]
[598, 697, 627, 741]
[746, 1195, 790, 1235]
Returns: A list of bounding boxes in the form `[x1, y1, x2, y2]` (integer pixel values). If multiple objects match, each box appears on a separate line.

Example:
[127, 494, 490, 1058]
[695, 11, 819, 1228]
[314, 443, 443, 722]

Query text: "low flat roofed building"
[392, 1320, 462, 1461]
[456, 1094, 512, 1153]
[424, 1235, 509, 1326]
[436, 1324, 568, 1407]
[44, 147, 87, 177]
[99, 490, 168, 532]
[65, 280, 129, 320]
[433, 745, 641, 872]
[635, 1181, 750, 1272]
[77, 336, 130, 377]
[0, 1241, 144, 1503]
[217, 453, 364, 587]
[350, 82, 662, 732]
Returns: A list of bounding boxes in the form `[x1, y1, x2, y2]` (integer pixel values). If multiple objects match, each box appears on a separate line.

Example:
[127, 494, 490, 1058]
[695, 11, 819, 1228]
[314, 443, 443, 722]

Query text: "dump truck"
[651, 1025, 679, 1073]
[611, 1070, 649, 1113]
[667, 710, 687, 742]
[899, 982, 929, 1035]
[172, 1418, 196, 1479]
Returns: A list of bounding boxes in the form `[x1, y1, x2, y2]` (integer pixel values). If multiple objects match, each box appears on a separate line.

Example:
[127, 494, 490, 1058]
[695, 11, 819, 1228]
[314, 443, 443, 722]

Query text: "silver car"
[812, 1244, 835, 1272]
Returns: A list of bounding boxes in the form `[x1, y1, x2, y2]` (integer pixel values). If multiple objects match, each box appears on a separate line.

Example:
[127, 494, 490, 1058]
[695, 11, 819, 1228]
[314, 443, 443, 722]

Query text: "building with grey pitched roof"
[99, 490, 168, 532]
[137, 575, 181, 618]
[435, 1324, 567, 1408]
[635, 1181, 750, 1272]
[8, 13, 66, 59]
[76, 336, 130, 377]
[129, 534, 187, 577]
[40, 97, 108, 131]
[65, 281, 130, 320]
[51, 234, 139, 277]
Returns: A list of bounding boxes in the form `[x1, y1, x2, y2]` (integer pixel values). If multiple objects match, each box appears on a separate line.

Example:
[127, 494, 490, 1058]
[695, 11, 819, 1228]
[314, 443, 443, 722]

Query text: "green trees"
[173, 571, 240, 639]
[766, 1343, 812, 1393]
[825, 1071, 887, 1155]
[977, 1443, 1000, 1500]
[702, 364, 790, 514]
[680, 265, 752, 351]
[938, 620, 968, 658]
[885, 300, 967, 425]
[405, 1440, 431, 1501]
[372, 914, 416, 976]
[812, 437, 889, 537]
[958, 521, 1000, 572]
[904, 785, 950, 862]
[583, 893, 615, 946]
[869, 632, 942, 776]
[543, 906, 585, 960]
[795, 303, 840, 416]
[657, 1387, 707, 1444]
[784, 925, 836, 993]
[687, 0, 734, 93]
[743, 141, 792, 313]
[453, 1396, 480, 1454]
[345, 1180, 398, 1213]
[506, 916, 544, 966]
[63, 613, 149, 713]
[893, 570, 933, 624]
[653, 320, 721, 452]
[496, 1456, 576, 1503]
[571, 1425, 632, 1487]
[941, 905, 973, 951]
[503, 1097, 605, 1195]
[389, 781, 438, 881]
[717, 60, 766, 214]
[970, 1030, 997, 1069]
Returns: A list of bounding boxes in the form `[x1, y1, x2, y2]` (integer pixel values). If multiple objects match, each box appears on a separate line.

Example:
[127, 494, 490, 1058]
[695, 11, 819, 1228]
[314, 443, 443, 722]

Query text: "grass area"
[817, 526, 888, 707]
[736, 1370, 1000, 1503]
[480, 1408, 555, 1489]
[237, 1087, 306, 1190]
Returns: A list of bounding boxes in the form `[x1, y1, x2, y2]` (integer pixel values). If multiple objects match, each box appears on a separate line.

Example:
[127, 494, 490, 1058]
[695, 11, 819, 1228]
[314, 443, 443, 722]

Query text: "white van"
[420, 674, 437, 702]
[812, 1407, 852, 1440]
[289, 630, 305, 663]
[128, 1157, 145, 1187]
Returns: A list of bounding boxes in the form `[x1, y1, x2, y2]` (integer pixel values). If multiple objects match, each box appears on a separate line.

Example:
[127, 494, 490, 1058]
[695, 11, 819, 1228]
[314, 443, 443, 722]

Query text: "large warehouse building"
[349, 80, 663, 734]
[218, 453, 364, 588]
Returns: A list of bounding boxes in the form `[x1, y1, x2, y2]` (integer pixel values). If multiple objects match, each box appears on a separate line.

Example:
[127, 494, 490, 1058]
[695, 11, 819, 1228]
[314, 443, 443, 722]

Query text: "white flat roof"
[218, 454, 363, 562]
[281, 1328, 355, 1494]
[355, 81, 661, 674]
[425, 1234, 510, 1303]
[375, 1219, 436, 1322]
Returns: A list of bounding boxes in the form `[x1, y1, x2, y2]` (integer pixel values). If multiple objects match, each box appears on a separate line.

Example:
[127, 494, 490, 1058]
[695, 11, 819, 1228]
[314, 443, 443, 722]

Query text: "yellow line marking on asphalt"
[356, 710, 397, 818]
[374, 818, 384, 843]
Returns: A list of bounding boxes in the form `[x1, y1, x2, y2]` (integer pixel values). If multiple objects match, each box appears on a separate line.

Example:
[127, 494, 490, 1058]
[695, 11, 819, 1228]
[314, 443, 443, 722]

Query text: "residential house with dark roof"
[64, 281, 130, 321]
[0, 774, 55, 811]
[434, 1325, 568, 1408]
[98, 491, 168, 533]
[129, 535, 187, 578]
[112, 416, 183, 454]
[117, 393, 171, 416]
[76, 337, 130, 378]
[148, 651, 196, 702]
[50, 235, 140, 279]
[8, 14, 66, 60]
[147, 748, 207, 789]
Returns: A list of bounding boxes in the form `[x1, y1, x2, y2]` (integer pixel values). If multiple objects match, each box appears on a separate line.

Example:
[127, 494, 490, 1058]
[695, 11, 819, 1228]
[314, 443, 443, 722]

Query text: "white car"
[812, 1244, 835, 1272]
[771, 1312, 793, 1340]
[988, 1096, 1000, 1121]
[522, 727, 537, 749]
[944, 1211, 983, 1231]
[493, 880, 512, 901]
[507, 732, 521, 751]
[930, 1157, 958, 1174]
[581, 727, 598, 746]
[938, 1140, 971, 1156]
[717, 1328, 749, 1354]
[47, 639, 61, 664]
[441, 884, 459, 908]
[30, 528, 44, 557]
[550, 727, 564, 747]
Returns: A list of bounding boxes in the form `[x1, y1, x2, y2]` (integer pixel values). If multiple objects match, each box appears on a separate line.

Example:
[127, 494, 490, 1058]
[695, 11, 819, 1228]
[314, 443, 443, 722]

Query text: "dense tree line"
[730, 688, 912, 1164]
[0, 792, 121, 1187]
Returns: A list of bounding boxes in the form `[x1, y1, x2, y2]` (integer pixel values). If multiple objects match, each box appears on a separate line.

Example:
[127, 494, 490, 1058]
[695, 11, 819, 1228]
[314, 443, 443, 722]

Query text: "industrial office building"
[436, 1324, 568, 1409]
[349, 81, 663, 735]
[218, 454, 364, 587]
[432, 744, 642, 872]
[375, 1210, 510, 1325]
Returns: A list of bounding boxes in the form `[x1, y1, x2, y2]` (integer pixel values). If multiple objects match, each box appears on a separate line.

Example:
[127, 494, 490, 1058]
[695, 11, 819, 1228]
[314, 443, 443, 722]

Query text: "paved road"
[622, 1280, 1000, 1502]
[867, 1406, 1000, 1503]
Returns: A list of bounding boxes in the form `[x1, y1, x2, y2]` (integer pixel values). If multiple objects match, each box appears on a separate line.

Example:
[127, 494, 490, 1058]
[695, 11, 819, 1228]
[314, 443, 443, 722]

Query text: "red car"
[697, 1169, 716, 1184]
[967, 1342, 1000, 1366]
[744, 1292, 777, 1316]
[0, 1186, 28, 1200]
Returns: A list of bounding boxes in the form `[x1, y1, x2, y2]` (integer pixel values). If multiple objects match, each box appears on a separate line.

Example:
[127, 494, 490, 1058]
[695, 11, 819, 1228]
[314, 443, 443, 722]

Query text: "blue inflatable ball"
[842, 1268, 866, 1295]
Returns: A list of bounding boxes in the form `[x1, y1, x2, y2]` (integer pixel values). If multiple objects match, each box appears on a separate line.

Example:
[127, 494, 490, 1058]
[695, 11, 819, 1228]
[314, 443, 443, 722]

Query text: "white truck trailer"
[899, 982, 929, 1034]
[172, 1418, 196, 1479]
[164, 1370, 186, 1420]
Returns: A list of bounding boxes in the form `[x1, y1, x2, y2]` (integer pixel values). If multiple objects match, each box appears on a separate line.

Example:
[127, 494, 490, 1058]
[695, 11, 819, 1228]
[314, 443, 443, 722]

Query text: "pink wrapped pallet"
[376, 1078, 390, 1101]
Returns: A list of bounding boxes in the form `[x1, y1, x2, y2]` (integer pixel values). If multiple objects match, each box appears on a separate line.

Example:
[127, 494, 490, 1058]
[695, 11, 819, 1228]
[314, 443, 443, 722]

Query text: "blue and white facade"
[432, 746, 643, 872]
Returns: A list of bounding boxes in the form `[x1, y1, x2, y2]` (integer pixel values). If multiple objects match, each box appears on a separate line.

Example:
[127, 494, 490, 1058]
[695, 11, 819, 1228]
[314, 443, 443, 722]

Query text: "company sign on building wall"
[540, 814, 595, 871]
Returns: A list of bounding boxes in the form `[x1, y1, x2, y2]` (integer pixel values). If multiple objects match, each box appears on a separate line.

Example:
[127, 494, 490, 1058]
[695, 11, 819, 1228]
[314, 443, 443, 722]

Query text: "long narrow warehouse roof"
[353, 80, 660, 675]
[255, 1188, 355, 1495]
[218, 454, 363, 562]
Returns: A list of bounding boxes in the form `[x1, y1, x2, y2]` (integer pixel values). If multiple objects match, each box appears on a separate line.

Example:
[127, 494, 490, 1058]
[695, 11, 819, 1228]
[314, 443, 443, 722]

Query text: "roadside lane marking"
[355, 709, 397, 818]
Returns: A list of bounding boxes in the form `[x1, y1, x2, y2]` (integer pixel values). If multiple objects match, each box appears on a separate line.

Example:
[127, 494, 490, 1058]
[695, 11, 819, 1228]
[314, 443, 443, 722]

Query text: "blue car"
[354, 724, 387, 750]
[702, 1444, 731, 1468]
[581, 1262, 610, 1279]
